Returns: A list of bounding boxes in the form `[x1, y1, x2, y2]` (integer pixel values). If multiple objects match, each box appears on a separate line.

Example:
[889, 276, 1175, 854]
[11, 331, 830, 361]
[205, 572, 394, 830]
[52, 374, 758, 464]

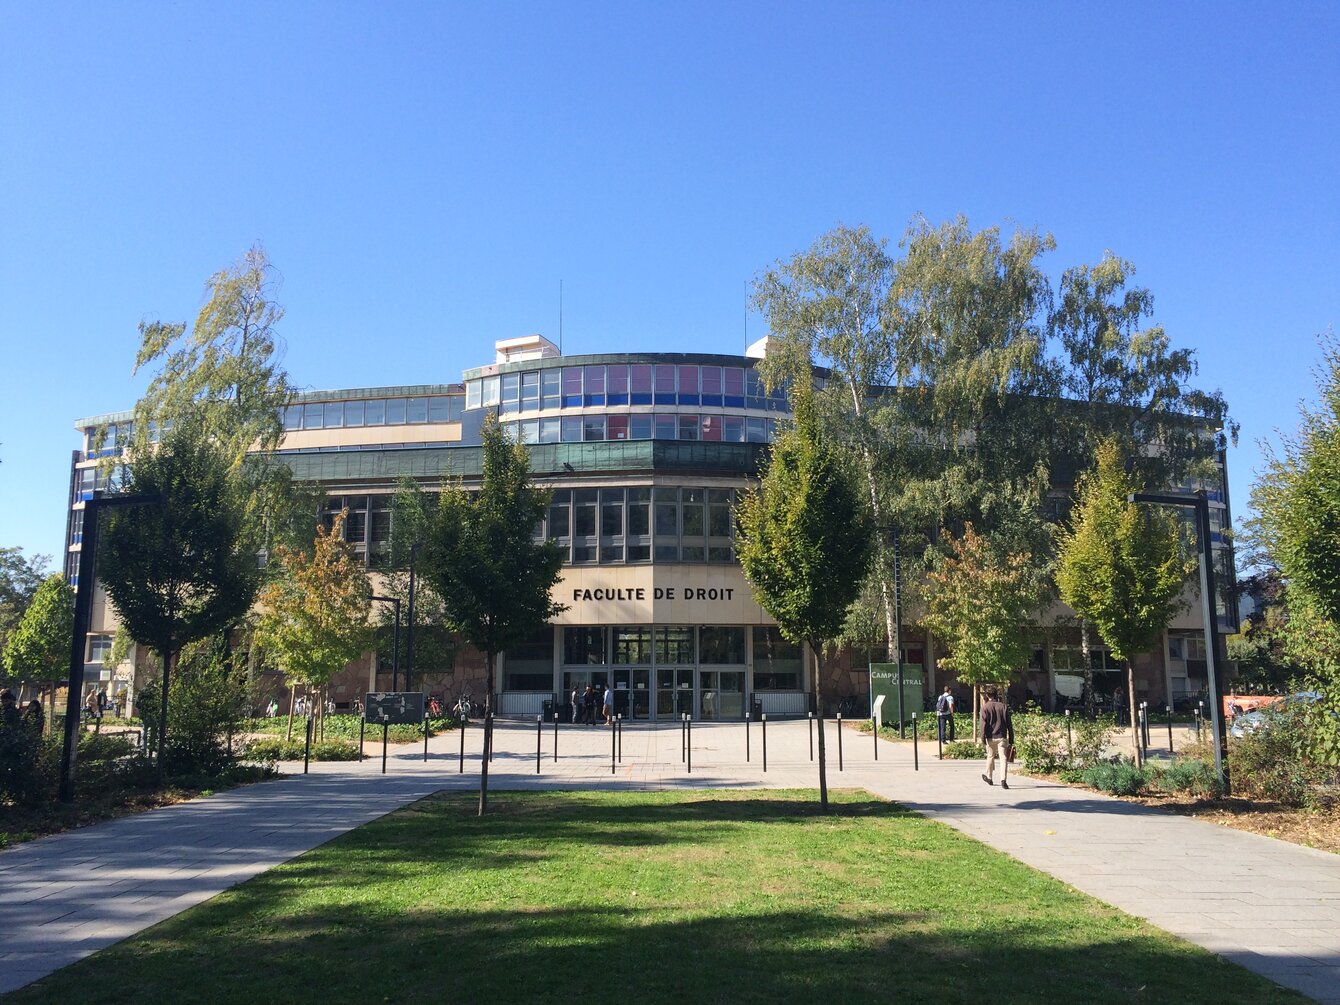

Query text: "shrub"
[78, 732, 137, 761]
[1072, 714, 1116, 767]
[244, 737, 362, 763]
[1013, 712, 1066, 773]
[0, 725, 57, 806]
[1154, 758, 1224, 798]
[139, 637, 251, 776]
[1228, 704, 1330, 807]
[1080, 760, 1148, 796]
[941, 740, 984, 760]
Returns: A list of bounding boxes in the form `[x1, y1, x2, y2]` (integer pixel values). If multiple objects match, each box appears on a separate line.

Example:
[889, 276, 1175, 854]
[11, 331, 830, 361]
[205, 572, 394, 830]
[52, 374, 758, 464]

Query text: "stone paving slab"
[1, 716, 1336, 1002]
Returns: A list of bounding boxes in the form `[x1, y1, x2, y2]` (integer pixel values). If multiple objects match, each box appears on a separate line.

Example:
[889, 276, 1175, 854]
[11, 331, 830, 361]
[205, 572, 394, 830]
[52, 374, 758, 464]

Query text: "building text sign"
[555, 568, 770, 626]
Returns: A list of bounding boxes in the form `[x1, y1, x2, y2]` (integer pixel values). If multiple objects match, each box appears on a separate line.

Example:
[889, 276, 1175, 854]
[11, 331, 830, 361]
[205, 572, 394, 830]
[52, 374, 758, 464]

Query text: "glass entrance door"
[656, 666, 694, 719]
[698, 670, 744, 720]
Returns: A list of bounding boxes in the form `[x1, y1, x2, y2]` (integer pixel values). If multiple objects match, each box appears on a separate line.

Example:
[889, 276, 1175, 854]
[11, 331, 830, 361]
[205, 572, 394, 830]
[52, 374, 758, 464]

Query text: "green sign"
[869, 664, 924, 726]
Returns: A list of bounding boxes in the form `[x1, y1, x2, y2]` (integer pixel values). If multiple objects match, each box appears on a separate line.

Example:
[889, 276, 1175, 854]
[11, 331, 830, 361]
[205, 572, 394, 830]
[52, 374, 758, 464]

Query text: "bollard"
[382, 722, 389, 774]
[681, 712, 687, 763]
[423, 714, 429, 763]
[1065, 709, 1073, 759]
[762, 713, 768, 772]
[1166, 705, 1174, 754]
[808, 712, 814, 762]
[537, 715, 543, 775]
[837, 712, 844, 771]
[1143, 702, 1151, 751]
[687, 715, 692, 774]
[1193, 708, 1202, 743]
[304, 714, 313, 774]
[874, 714, 879, 761]
[489, 713, 495, 762]
[359, 716, 365, 760]
[459, 716, 466, 773]
[912, 713, 919, 771]
[611, 715, 617, 775]
[937, 721, 943, 761]
[554, 711, 559, 762]
[746, 711, 751, 763]
[617, 714, 623, 763]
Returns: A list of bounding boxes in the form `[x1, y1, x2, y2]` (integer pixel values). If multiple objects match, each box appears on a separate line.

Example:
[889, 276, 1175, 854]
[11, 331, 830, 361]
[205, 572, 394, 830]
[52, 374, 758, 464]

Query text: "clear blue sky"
[2, 1, 1337, 565]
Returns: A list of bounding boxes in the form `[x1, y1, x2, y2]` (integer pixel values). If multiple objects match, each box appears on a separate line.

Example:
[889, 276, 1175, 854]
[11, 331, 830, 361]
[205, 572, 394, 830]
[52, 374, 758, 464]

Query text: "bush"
[1153, 757, 1224, 798]
[249, 714, 435, 744]
[78, 732, 137, 761]
[1012, 710, 1116, 773]
[941, 740, 984, 760]
[1228, 704, 1331, 807]
[1080, 760, 1148, 796]
[139, 637, 251, 776]
[243, 737, 362, 763]
[0, 724, 56, 806]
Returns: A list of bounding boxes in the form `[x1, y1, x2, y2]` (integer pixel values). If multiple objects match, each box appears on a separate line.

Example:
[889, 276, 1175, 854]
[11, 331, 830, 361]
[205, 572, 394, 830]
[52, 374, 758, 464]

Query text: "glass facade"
[282, 395, 463, 432]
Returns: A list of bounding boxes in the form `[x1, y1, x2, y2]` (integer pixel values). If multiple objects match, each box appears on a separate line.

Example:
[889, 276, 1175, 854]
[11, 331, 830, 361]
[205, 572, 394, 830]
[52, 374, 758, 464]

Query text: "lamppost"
[1128, 490, 1230, 792]
[60, 489, 161, 803]
[405, 542, 421, 692]
[370, 595, 401, 691]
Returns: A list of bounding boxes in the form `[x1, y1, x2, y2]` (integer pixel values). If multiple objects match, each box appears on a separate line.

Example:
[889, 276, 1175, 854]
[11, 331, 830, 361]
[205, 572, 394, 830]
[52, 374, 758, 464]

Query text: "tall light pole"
[370, 595, 401, 691]
[1129, 490, 1230, 792]
[405, 542, 421, 692]
[60, 490, 161, 803]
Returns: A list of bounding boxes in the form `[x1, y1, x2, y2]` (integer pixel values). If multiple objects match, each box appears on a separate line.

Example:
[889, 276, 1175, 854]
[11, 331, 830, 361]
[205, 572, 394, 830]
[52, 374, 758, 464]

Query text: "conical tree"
[736, 384, 873, 812]
[2, 574, 74, 731]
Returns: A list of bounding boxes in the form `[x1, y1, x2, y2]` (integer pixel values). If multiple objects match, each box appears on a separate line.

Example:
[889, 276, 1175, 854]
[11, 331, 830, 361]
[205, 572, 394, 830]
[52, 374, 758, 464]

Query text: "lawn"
[8, 790, 1302, 1004]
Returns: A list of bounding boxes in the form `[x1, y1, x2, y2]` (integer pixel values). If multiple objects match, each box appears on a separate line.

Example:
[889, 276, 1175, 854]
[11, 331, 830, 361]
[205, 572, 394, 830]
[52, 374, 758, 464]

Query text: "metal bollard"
[745, 711, 751, 763]
[554, 711, 559, 762]
[611, 715, 617, 775]
[459, 717, 466, 773]
[912, 713, 919, 771]
[1065, 709, 1073, 759]
[1193, 708, 1202, 743]
[304, 714, 313, 774]
[382, 722, 389, 774]
[617, 714, 623, 763]
[762, 713, 768, 772]
[937, 719, 943, 760]
[687, 715, 692, 774]
[681, 712, 687, 763]
[537, 715, 543, 775]
[874, 714, 880, 761]
[808, 712, 814, 761]
[360, 716, 365, 760]
[423, 714, 429, 762]
[837, 712, 844, 771]
[1166, 705, 1174, 754]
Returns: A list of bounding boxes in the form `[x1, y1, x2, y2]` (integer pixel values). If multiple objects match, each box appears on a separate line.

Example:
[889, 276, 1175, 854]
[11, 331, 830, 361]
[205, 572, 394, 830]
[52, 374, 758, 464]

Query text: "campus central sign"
[555, 568, 771, 625]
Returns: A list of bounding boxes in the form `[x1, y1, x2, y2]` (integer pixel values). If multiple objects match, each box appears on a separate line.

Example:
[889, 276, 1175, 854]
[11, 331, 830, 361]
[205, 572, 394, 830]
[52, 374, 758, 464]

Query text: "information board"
[868, 664, 924, 726]
[365, 692, 425, 725]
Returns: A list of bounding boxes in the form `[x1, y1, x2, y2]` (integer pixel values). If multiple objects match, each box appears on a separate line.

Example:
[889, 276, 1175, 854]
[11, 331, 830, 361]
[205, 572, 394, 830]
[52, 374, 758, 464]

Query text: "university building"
[65, 335, 1238, 718]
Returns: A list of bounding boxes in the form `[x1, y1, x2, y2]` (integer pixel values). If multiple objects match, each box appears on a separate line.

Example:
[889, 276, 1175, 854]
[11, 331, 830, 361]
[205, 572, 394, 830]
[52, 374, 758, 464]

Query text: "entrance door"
[656, 666, 693, 719]
[698, 670, 744, 720]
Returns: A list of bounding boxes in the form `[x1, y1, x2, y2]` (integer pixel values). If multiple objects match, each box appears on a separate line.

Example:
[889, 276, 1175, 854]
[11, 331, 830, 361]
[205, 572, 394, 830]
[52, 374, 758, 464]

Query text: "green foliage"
[254, 514, 371, 691]
[2, 574, 73, 680]
[421, 416, 565, 694]
[0, 716, 51, 806]
[736, 387, 873, 662]
[248, 714, 431, 744]
[77, 732, 137, 762]
[922, 523, 1038, 686]
[0, 547, 50, 652]
[243, 737, 361, 763]
[1153, 758, 1224, 798]
[1013, 711, 1115, 773]
[1080, 760, 1148, 796]
[1228, 705, 1333, 807]
[940, 740, 984, 760]
[137, 637, 250, 776]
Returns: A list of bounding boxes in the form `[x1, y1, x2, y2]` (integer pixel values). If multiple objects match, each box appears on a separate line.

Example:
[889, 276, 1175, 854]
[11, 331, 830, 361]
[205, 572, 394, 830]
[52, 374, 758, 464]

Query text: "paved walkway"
[2, 717, 1337, 1002]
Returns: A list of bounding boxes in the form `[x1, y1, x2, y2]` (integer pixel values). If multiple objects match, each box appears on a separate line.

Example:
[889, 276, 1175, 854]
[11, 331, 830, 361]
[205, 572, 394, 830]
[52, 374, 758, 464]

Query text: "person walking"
[980, 685, 1015, 789]
[602, 683, 614, 726]
[936, 686, 956, 743]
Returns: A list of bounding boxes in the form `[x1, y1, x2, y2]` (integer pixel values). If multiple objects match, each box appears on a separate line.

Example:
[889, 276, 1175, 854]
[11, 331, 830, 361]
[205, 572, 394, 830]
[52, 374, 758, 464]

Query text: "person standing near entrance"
[602, 683, 614, 725]
[936, 686, 956, 743]
[570, 685, 580, 724]
[583, 684, 597, 726]
[981, 685, 1014, 789]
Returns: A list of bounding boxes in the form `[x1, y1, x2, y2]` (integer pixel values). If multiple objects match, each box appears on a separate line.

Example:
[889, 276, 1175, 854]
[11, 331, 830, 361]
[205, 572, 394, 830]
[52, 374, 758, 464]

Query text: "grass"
[7, 790, 1303, 1004]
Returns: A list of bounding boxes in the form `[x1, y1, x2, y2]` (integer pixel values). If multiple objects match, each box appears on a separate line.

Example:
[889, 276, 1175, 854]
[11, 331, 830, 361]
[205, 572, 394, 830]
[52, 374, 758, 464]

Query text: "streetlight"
[370, 595, 401, 691]
[60, 490, 162, 803]
[405, 542, 421, 692]
[1128, 490, 1230, 792]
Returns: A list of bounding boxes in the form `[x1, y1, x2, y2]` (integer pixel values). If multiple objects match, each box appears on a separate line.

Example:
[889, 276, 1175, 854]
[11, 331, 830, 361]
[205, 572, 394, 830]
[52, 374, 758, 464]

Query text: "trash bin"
[542, 699, 554, 720]
[751, 697, 763, 720]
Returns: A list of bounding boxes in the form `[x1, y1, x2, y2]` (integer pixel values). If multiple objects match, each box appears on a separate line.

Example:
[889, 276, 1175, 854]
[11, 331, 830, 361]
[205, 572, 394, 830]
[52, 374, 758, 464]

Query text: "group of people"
[0, 689, 44, 733]
[570, 683, 614, 726]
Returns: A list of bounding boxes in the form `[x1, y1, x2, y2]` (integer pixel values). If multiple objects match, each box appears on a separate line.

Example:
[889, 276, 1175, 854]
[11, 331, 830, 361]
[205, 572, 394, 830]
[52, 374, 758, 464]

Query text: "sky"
[1, 1, 1337, 566]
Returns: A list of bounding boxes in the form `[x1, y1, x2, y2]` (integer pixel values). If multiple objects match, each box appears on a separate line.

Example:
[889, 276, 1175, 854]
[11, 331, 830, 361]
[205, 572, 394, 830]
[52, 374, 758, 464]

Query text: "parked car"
[1229, 691, 1322, 739]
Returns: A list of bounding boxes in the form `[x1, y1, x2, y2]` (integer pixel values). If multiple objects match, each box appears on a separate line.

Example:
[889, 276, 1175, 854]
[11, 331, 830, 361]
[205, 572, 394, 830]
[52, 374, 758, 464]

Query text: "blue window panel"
[561, 416, 584, 442]
[654, 365, 677, 405]
[562, 367, 584, 408]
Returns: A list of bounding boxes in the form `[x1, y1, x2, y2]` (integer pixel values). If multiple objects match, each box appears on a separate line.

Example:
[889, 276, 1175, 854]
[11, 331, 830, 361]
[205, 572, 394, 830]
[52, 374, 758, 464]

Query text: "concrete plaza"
[1, 716, 1337, 1001]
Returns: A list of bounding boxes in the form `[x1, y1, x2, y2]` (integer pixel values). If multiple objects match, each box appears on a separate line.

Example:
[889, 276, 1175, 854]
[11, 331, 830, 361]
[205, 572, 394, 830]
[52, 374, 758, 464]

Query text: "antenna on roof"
[559, 279, 564, 355]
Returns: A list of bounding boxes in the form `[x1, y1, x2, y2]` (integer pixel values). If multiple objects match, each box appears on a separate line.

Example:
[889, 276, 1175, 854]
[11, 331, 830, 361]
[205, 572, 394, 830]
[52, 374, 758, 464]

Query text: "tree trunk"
[812, 641, 829, 814]
[156, 647, 173, 783]
[286, 683, 297, 742]
[1127, 660, 1142, 768]
[1080, 619, 1096, 718]
[478, 650, 495, 817]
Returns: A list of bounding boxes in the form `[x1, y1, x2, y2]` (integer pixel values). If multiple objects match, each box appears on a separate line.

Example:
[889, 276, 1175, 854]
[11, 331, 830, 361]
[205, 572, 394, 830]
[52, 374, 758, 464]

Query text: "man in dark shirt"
[980, 685, 1014, 790]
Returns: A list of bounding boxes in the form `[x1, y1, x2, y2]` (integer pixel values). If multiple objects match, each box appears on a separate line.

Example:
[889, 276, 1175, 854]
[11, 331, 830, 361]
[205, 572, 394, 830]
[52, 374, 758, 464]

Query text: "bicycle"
[453, 693, 473, 722]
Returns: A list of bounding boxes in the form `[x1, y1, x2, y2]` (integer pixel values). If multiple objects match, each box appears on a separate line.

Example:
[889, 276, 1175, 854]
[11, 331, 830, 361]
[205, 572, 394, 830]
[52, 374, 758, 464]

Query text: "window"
[303, 403, 324, 429]
[613, 626, 653, 664]
[583, 415, 606, 441]
[746, 417, 767, 443]
[654, 487, 679, 561]
[724, 416, 745, 442]
[500, 374, 520, 415]
[701, 366, 722, 406]
[448, 396, 464, 421]
[548, 490, 571, 551]
[700, 627, 745, 664]
[678, 415, 699, 441]
[746, 369, 768, 409]
[346, 400, 366, 426]
[724, 367, 745, 407]
[405, 397, 428, 424]
[573, 489, 598, 563]
[365, 399, 386, 425]
[541, 369, 561, 409]
[562, 367, 584, 408]
[87, 634, 114, 663]
[608, 414, 629, 440]
[753, 628, 802, 689]
[466, 380, 482, 409]
[627, 488, 651, 561]
[629, 414, 653, 440]
[607, 365, 629, 405]
[654, 414, 677, 440]
[521, 371, 540, 411]
[564, 627, 607, 665]
[482, 376, 500, 407]
[321, 402, 342, 428]
[519, 419, 539, 444]
[600, 488, 624, 563]
[584, 365, 606, 406]
[561, 416, 584, 442]
[656, 627, 695, 664]
[654, 364, 677, 404]
[701, 415, 722, 441]
[386, 398, 407, 424]
[539, 417, 561, 443]
[504, 627, 555, 691]
[677, 365, 699, 405]
[630, 364, 653, 405]
[282, 405, 303, 431]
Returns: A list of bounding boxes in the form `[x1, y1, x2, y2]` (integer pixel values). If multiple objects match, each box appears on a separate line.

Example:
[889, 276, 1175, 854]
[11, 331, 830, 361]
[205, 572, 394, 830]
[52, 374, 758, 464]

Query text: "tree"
[98, 423, 260, 779]
[420, 416, 565, 815]
[0, 547, 50, 652]
[1056, 440, 1192, 766]
[122, 244, 296, 552]
[736, 386, 873, 812]
[254, 513, 372, 741]
[2, 574, 74, 730]
[921, 524, 1039, 740]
